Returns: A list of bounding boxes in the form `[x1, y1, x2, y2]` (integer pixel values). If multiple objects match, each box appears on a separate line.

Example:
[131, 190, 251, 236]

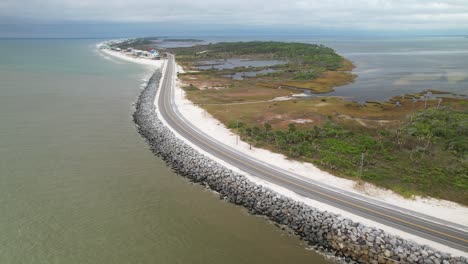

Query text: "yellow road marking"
[161, 58, 468, 245]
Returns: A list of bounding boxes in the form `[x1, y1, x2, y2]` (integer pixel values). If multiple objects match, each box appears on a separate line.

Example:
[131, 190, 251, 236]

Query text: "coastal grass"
[179, 66, 355, 105]
[259, 59, 355, 93]
[197, 95, 453, 130]
[201, 97, 468, 204]
[224, 108, 468, 205]
[183, 83, 292, 104]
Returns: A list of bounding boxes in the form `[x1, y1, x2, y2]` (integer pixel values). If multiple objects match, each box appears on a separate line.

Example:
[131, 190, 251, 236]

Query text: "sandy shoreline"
[98, 42, 467, 257]
[96, 42, 164, 69]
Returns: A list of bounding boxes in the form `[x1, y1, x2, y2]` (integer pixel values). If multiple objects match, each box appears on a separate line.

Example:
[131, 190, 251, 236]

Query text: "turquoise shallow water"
[0, 39, 331, 263]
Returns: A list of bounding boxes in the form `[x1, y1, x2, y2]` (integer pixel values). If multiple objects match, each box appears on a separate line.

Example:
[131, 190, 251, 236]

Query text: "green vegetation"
[162, 38, 204, 42]
[402, 108, 467, 160]
[113, 39, 153, 49]
[228, 107, 468, 204]
[170, 41, 345, 71]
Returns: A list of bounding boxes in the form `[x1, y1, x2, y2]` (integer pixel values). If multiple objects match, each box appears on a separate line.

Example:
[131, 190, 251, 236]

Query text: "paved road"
[157, 54, 468, 252]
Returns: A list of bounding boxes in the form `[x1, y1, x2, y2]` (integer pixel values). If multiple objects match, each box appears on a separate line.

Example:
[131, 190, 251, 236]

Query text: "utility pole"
[236, 119, 239, 145]
[359, 152, 365, 180]
[437, 98, 442, 109]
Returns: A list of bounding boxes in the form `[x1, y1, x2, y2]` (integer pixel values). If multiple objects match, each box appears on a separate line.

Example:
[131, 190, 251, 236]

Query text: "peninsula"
[110, 38, 467, 205]
[101, 38, 468, 262]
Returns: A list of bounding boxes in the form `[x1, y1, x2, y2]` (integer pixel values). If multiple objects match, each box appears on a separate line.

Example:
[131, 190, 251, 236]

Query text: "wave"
[95, 48, 123, 64]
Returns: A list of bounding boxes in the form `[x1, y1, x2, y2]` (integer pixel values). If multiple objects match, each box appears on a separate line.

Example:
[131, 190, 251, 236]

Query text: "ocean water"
[0, 39, 331, 263]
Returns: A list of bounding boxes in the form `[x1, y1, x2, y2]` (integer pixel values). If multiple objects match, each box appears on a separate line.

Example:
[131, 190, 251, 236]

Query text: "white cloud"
[1, 0, 468, 31]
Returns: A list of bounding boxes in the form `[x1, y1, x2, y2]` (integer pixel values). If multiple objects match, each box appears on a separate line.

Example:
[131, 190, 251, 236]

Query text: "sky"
[1, 0, 467, 37]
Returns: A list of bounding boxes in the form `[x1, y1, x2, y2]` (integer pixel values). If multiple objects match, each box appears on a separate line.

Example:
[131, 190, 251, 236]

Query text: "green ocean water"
[0, 39, 331, 263]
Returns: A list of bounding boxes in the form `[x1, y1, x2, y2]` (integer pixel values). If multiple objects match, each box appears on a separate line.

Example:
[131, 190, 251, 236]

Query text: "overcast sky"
[1, 0, 467, 36]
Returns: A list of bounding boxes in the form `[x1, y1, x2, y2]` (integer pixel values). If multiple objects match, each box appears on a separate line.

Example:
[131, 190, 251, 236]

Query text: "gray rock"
[409, 254, 419, 262]
[384, 250, 391, 258]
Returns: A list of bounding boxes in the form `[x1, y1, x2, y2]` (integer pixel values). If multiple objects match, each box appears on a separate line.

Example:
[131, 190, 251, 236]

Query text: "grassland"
[197, 89, 468, 203]
[228, 107, 467, 204]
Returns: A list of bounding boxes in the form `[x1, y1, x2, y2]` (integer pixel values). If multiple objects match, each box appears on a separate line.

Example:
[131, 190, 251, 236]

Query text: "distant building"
[133, 50, 143, 56]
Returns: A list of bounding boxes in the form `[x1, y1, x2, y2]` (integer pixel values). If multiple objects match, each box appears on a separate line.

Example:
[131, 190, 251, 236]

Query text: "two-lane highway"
[157, 54, 468, 252]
